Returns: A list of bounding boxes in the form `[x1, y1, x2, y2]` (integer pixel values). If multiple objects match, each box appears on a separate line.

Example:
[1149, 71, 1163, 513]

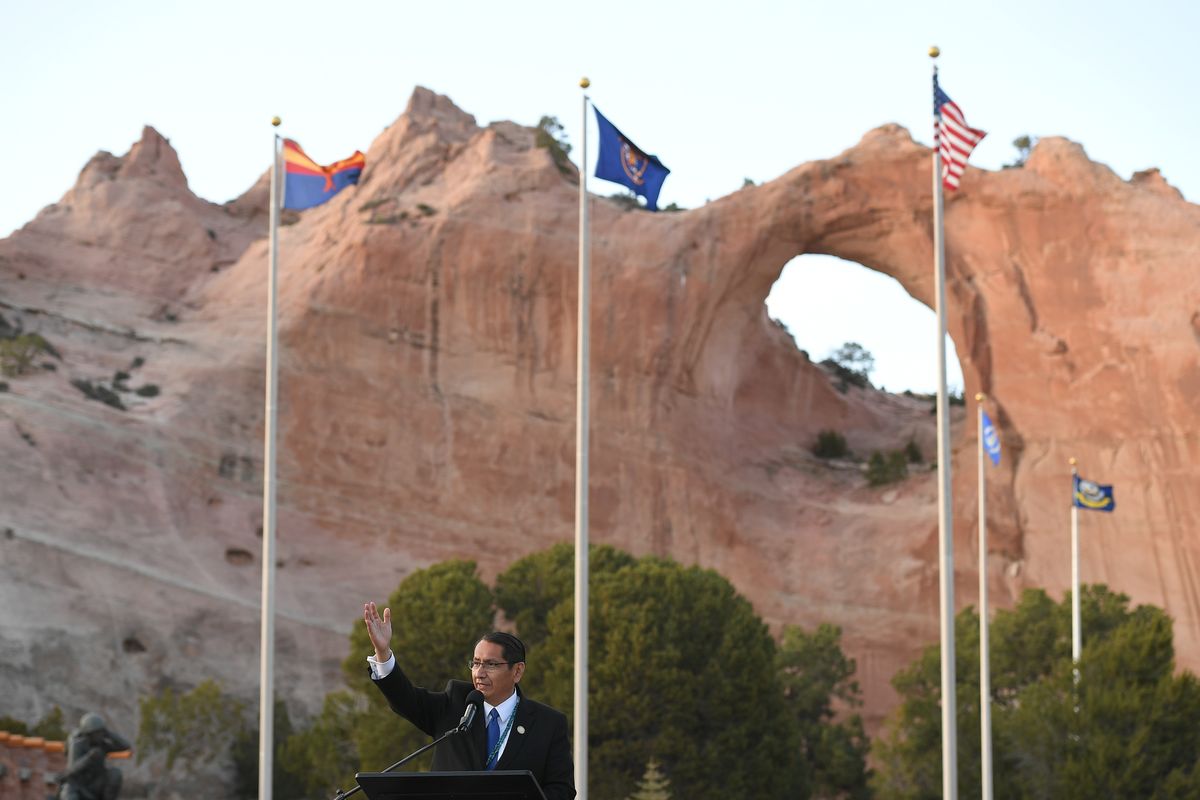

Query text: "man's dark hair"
[479, 631, 526, 665]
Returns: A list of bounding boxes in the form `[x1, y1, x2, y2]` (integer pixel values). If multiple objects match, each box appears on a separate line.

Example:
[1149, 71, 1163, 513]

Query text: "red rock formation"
[1, 88, 1197, 750]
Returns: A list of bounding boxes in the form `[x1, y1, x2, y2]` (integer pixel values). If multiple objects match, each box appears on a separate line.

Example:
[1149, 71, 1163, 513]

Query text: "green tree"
[866, 450, 908, 486]
[1004, 135, 1035, 168]
[0, 333, 52, 377]
[532, 556, 803, 800]
[812, 430, 849, 460]
[872, 607, 980, 800]
[628, 757, 673, 800]
[779, 624, 872, 799]
[495, 545, 873, 798]
[0, 715, 29, 734]
[230, 698, 307, 800]
[32, 706, 68, 740]
[822, 342, 875, 392]
[874, 585, 1200, 800]
[280, 691, 365, 797]
[0, 707, 67, 739]
[494, 542, 635, 652]
[831, 342, 874, 380]
[137, 680, 246, 774]
[138, 682, 306, 798]
[276, 545, 869, 799]
[536, 115, 574, 175]
[607, 190, 643, 211]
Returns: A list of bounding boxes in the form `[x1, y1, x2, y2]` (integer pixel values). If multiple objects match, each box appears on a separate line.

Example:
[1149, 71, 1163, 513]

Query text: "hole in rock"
[765, 255, 963, 395]
[122, 636, 146, 654]
[225, 547, 254, 566]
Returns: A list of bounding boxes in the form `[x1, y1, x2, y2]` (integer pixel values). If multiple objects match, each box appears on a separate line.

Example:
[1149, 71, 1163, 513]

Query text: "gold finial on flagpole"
[929, 46, 940, 59]
[271, 116, 281, 127]
[975, 393, 985, 402]
[580, 77, 591, 89]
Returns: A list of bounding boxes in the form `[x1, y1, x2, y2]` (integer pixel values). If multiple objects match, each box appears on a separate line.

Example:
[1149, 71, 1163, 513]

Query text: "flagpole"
[574, 76, 592, 800]
[929, 45, 958, 800]
[259, 117, 283, 800]
[976, 394, 993, 800]
[1070, 457, 1081, 674]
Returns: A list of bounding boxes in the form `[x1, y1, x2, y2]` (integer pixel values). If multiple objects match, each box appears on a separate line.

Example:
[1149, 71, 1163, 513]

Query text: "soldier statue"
[57, 713, 131, 800]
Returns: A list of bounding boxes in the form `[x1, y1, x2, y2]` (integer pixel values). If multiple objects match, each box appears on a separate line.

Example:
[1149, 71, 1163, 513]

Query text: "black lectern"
[355, 770, 548, 800]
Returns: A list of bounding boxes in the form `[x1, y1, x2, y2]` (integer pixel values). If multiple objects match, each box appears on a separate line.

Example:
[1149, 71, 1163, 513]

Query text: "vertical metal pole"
[573, 78, 591, 800]
[1070, 459, 1081, 670]
[259, 122, 282, 800]
[977, 396, 993, 800]
[930, 49, 958, 800]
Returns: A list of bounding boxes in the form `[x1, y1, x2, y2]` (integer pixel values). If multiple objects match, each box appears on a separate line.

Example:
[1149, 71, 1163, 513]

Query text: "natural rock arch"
[1, 88, 1197, 737]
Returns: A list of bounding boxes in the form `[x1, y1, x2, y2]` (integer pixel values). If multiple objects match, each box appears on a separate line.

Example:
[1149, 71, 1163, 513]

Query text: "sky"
[3, 0, 1196, 393]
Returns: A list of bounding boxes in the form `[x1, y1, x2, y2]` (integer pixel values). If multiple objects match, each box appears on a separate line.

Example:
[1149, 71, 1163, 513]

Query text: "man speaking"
[362, 601, 576, 800]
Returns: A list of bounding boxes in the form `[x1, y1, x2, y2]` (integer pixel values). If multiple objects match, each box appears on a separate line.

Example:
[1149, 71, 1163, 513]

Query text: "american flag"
[933, 74, 986, 191]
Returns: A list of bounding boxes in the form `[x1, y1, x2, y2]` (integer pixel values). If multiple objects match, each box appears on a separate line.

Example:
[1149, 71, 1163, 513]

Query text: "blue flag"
[593, 107, 670, 210]
[1073, 474, 1115, 512]
[981, 411, 1001, 466]
[282, 139, 365, 210]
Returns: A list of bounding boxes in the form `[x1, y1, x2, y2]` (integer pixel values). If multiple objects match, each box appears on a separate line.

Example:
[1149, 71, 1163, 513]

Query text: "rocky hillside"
[1, 88, 1196, 749]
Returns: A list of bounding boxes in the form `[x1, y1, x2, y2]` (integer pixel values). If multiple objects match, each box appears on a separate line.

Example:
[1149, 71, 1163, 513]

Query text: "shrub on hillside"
[812, 430, 849, 459]
[866, 450, 908, 486]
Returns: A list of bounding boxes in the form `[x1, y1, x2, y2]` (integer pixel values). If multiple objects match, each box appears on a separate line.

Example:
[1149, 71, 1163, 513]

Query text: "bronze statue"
[58, 713, 131, 800]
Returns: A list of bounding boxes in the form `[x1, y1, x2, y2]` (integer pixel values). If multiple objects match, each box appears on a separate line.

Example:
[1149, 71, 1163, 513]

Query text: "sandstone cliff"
[1, 88, 1197, 748]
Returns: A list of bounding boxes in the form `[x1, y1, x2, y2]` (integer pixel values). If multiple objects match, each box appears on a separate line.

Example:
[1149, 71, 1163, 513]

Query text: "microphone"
[457, 689, 484, 733]
[333, 688, 489, 800]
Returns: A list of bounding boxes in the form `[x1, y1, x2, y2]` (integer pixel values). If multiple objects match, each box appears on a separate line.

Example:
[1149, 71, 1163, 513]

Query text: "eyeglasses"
[468, 659, 512, 673]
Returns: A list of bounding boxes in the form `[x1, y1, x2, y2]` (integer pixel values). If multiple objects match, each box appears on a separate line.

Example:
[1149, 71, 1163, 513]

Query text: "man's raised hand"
[363, 601, 393, 662]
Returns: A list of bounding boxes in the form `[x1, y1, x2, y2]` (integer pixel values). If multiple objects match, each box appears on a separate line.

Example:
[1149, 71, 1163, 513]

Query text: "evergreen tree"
[527, 555, 805, 800]
[822, 342, 875, 391]
[137, 680, 246, 774]
[494, 542, 634, 652]
[874, 585, 1200, 799]
[137, 681, 308, 798]
[779, 624, 872, 798]
[280, 545, 870, 799]
[628, 757, 672, 800]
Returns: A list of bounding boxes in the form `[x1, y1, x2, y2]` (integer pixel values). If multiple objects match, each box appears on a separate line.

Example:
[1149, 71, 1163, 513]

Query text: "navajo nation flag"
[282, 139, 365, 210]
[933, 75, 986, 191]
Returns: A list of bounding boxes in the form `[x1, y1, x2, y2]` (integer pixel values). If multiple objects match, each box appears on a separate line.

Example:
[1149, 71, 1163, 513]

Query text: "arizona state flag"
[282, 139, 365, 210]
[1073, 474, 1115, 512]
[593, 107, 670, 211]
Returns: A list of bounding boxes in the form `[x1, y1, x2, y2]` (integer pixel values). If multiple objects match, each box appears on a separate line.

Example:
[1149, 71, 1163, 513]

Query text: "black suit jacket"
[372, 665, 576, 800]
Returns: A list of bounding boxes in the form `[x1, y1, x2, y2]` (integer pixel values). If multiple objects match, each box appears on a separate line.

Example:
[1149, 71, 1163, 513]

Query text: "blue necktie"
[485, 709, 501, 769]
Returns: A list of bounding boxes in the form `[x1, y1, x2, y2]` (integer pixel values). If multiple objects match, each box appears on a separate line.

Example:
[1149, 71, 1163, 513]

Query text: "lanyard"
[485, 696, 519, 769]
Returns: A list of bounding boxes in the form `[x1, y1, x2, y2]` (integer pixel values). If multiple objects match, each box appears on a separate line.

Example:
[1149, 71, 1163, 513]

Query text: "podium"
[354, 770, 548, 800]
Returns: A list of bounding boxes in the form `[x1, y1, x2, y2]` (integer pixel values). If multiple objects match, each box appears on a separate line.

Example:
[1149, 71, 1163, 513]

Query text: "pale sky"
[3, 0, 1195, 393]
